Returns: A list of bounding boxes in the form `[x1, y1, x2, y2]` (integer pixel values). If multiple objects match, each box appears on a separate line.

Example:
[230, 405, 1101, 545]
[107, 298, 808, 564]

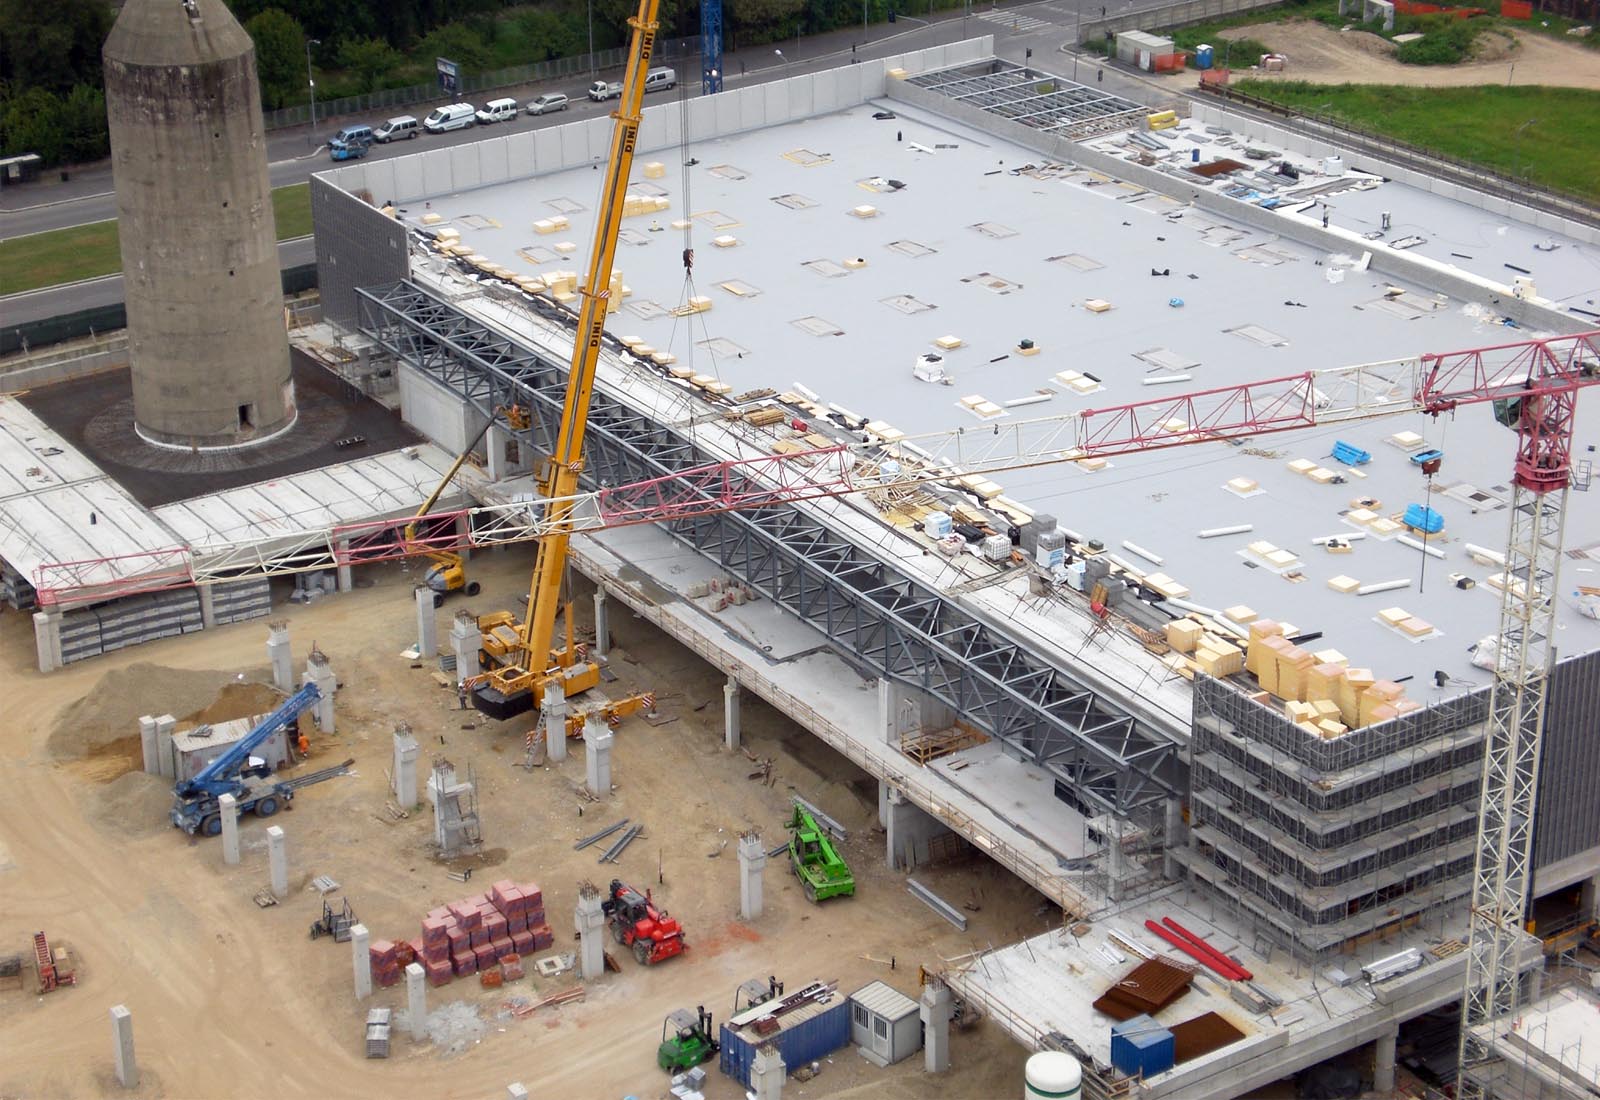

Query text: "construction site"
[1, 0, 1598, 1098]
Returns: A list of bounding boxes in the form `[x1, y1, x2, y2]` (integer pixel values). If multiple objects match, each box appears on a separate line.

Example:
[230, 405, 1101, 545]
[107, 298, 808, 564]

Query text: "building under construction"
[2, 36, 1597, 1100]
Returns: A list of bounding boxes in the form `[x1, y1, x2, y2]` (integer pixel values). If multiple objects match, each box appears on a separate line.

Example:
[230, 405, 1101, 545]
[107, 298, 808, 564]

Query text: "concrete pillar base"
[110, 1004, 138, 1089]
[351, 923, 372, 1000]
[544, 683, 568, 763]
[593, 587, 610, 661]
[738, 831, 767, 920]
[267, 621, 292, 693]
[921, 979, 954, 1073]
[219, 793, 241, 865]
[405, 962, 427, 1041]
[584, 720, 614, 798]
[1374, 1027, 1397, 1095]
[724, 676, 741, 752]
[576, 886, 607, 980]
[33, 608, 63, 674]
[416, 586, 438, 658]
[267, 824, 288, 897]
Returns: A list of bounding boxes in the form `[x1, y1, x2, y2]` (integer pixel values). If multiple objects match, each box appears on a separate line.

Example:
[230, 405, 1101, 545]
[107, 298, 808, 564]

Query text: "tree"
[0, 87, 66, 162]
[416, 23, 492, 71]
[0, 0, 114, 94]
[58, 84, 110, 163]
[337, 37, 403, 92]
[246, 8, 307, 109]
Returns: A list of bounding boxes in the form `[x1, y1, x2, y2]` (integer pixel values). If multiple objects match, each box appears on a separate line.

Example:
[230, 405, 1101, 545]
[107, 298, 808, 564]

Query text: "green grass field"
[1230, 83, 1600, 203]
[0, 182, 313, 298]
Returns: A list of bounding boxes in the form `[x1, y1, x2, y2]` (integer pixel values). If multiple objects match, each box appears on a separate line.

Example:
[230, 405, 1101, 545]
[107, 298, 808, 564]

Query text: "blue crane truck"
[169, 683, 354, 836]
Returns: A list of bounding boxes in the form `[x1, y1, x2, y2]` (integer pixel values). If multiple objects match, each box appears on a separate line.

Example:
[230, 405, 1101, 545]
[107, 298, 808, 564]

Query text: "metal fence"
[265, 37, 702, 131]
[1076, 0, 1287, 43]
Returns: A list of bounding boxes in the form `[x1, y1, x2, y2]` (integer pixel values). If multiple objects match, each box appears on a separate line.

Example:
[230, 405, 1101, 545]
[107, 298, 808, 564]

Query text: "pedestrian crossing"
[974, 8, 1055, 32]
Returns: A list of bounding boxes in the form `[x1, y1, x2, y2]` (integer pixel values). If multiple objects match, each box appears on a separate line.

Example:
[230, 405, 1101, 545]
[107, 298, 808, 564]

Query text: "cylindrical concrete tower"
[104, 0, 295, 449]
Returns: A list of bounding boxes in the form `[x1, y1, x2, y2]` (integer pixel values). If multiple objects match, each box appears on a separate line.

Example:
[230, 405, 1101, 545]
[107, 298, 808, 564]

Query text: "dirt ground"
[0, 549, 1039, 1099]
[1218, 19, 1600, 88]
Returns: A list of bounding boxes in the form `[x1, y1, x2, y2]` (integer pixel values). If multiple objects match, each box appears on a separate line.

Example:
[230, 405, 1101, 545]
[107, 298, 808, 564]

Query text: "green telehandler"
[786, 802, 855, 902]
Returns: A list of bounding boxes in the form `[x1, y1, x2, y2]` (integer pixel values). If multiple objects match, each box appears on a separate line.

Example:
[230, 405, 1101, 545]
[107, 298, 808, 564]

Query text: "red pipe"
[1161, 917, 1253, 981]
[1143, 920, 1244, 981]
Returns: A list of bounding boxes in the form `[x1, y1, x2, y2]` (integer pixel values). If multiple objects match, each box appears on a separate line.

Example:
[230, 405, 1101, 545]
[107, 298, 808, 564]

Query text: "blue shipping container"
[1110, 1014, 1176, 1079]
[719, 999, 851, 1087]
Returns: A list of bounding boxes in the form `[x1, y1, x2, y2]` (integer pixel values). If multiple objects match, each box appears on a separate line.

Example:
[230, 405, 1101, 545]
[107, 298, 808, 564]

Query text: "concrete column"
[336, 539, 353, 593]
[544, 682, 568, 763]
[449, 611, 481, 685]
[153, 715, 177, 779]
[267, 620, 293, 693]
[405, 962, 426, 1041]
[584, 718, 614, 799]
[267, 824, 288, 897]
[750, 1044, 786, 1100]
[1374, 1027, 1397, 1094]
[1164, 796, 1185, 879]
[219, 793, 241, 865]
[197, 584, 216, 628]
[592, 587, 610, 661]
[416, 585, 438, 658]
[486, 425, 511, 481]
[739, 831, 767, 920]
[506, 1085, 530, 1100]
[1581, 874, 1599, 921]
[109, 1004, 138, 1089]
[884, 786, 949, 872]
[920, 978, 954, 1073]
[393, 727, 420, 809]
[138, 716, 160, 775]
[304, 650, 336, 734]
[723, 676, 741, 752]
[351, 922, 372, 1000]
[32, 608, 63, 674]
[878, 778, 890, 828]
[1527, 965, 1544, 1002]
[576, 885, 607, 981]
[1108, 826, 1130, 902]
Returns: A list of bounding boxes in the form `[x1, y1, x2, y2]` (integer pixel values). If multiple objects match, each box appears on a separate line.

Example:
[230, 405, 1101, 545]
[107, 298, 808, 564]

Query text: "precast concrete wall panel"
[478, 137, 511, 187]
[392, 157, 425, 205]
[421, 149, 456, 198]
[452, 144, 482, 192]
[559, 122, 590, 170]
[533, 126, 562, 173]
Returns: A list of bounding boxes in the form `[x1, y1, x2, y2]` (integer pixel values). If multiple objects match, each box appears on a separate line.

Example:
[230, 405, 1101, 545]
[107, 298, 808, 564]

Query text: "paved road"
[2, 0, 1181, 327]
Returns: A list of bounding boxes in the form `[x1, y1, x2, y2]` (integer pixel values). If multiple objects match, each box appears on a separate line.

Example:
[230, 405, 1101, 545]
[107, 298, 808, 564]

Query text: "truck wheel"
[201, 814, 222, 837]
[634, 940, 653, 966]
[433, 592, 445, 608]
[466, 581, 481, 596]
[612, 921, 628, 945]
[804, 881, 817, 903]
[255, 796, 279, 818]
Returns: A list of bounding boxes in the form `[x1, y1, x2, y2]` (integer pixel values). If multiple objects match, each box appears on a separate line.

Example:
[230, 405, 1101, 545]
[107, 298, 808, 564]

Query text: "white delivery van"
[644, 66, 676, 93]
[475, 98, 518, 124]
[423, 103, 476, 133]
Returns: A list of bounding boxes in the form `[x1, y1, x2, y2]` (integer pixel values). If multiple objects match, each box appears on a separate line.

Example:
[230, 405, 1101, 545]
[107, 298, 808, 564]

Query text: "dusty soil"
[0, 551, 1037, 1098]
[1218, 19, 1600, 88]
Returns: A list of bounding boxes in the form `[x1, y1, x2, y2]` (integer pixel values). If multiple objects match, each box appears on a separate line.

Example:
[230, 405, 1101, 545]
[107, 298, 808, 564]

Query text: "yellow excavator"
[404, 404, 530, 607]
[467, 0, 661, 721]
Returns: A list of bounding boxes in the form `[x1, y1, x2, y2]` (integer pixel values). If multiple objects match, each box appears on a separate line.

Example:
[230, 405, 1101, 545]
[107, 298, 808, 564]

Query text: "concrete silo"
[103, 0, 295, 448]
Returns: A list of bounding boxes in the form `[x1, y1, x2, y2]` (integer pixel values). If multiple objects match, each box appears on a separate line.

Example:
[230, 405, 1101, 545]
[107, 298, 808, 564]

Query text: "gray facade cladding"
[311, 176, 408, 328]
[1533, 647, 1600, 871]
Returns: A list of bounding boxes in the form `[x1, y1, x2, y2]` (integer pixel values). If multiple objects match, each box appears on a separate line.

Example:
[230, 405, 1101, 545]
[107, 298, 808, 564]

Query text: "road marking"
[976, 9, 1055, 31]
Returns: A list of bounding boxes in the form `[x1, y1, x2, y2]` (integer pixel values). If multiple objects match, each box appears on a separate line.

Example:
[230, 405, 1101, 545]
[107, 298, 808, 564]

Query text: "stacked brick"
[382, 880, 553, 991]
[368, 940, 403, 988]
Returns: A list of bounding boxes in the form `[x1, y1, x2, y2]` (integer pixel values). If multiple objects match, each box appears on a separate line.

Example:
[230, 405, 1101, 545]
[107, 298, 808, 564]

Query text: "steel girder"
[357, 280, 1183, 816]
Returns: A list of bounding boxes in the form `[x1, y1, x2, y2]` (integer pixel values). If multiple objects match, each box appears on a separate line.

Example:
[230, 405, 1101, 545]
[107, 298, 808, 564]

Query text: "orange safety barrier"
[1500, 0, 1532, 17]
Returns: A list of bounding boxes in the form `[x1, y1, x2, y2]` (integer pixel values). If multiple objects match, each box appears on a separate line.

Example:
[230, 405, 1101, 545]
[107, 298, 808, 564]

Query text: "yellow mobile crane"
[469, 0, 661, 721]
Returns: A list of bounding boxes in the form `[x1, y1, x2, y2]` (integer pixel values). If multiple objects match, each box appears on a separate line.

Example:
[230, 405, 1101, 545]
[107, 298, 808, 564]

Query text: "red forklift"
[604, 879, 686, 966]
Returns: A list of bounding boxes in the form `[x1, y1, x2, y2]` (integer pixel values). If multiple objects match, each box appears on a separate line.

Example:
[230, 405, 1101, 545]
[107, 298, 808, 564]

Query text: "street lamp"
[1513, 117, 1538, 180]
[588, 0, 595, 74]
[306, 37, 320, 147]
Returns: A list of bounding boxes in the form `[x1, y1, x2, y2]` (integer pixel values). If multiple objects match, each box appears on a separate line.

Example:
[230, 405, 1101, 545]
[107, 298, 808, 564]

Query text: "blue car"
[329, 139, 369, 161]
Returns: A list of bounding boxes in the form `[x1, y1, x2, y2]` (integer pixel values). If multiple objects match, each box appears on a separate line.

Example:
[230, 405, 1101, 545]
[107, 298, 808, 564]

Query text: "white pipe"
[1005, 394, 1053, 408]
[828, 402, 863, 423]
[1122, 540, 1164, 566]
[1398, 535, 1446, 560]
[1357, 579, 1411, 596]
[792, 382, 820, 403]
[1198, 524, 1253, 539]
[1311, 532, 1366, 545]
[1207, 617, 1249, 640]
[1060, 527, 1086, 544]
[1464, 543, 1507, 567]
[1106, 553, 1143, 577]
[1167, 597, 1223, 618]
[1142, 374, 1193, 386]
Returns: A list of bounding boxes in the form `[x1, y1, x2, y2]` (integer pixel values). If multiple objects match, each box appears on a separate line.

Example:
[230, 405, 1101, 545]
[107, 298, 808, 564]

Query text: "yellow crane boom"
[470, 0, 661, 719]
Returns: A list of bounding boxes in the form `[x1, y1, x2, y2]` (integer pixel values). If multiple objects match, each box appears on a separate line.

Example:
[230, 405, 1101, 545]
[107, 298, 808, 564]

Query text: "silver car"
[527, 93, 570, 116]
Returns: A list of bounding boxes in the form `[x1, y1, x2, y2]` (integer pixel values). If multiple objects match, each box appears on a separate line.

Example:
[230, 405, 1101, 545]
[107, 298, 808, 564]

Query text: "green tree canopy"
[0, 0, 114, 93]
[245, 8, 308, 109]
[337, 36, 403, 92]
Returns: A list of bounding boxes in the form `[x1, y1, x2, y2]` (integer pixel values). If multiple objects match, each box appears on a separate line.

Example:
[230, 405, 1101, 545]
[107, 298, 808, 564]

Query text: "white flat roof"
[0, 393, 482, 600]
[396, 84, 1598, 710]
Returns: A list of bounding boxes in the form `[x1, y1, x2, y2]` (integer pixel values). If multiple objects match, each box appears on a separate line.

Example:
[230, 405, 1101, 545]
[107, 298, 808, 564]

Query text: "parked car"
[330, 123, 374, 148]
[588, 80, 623, 101]
[475, 98, 518, 124]
[423, 103, 477, 133]
[373, 116, 420, 142]
[644, 66, 676, 92]
[527, 93, 570, 116]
